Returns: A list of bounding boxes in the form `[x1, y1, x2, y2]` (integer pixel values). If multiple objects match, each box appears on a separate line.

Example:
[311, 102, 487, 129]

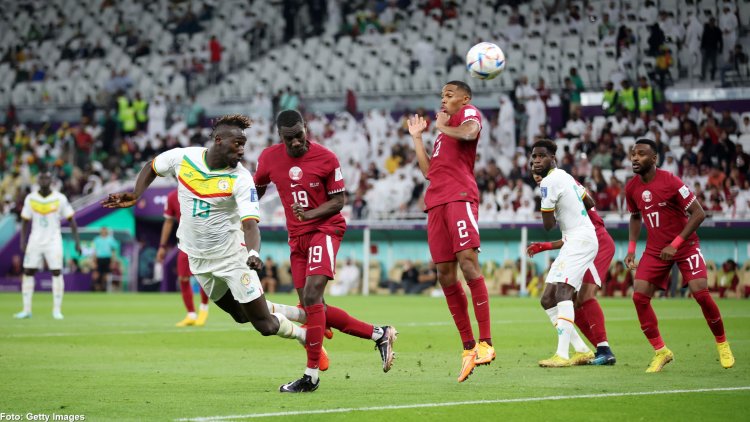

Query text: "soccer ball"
[466, 42, 506, 80]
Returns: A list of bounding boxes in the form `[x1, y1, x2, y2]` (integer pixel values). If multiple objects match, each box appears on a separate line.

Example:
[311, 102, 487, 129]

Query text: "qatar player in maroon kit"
[527, 172, 617, 366]
[157, 189, 211, 327]
[255, 110, 397, 393]
[407, 81, 494, 383]
[625, 139, 735, 372]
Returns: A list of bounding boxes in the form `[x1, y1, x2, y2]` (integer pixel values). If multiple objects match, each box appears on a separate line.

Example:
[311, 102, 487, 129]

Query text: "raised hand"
[407, 114, 427, 137]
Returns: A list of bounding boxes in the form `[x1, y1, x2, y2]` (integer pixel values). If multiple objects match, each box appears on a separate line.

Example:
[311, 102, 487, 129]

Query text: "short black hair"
[635, 138, 657, 153]
[276, 109, 304, 129]
[445, 80, 472, 98]
[211, 114, 252, 138]
[531, 139, 557, 155]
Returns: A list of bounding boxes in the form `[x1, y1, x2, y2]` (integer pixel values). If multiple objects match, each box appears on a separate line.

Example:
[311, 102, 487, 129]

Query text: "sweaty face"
[441, 84, 469, 116]
[530, 147, 554, 176]
[281, 125, 308, 158]
[630, 144, 656, 175]
[217, 127, 247, 168]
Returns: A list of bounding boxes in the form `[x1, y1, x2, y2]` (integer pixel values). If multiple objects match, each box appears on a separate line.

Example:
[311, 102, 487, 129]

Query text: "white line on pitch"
[177, 386, 750, 421]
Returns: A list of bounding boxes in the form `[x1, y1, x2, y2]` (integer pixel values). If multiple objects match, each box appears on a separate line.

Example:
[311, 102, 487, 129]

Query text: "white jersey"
[152, 147, 260, 259]
[21, 190, 74, 246]
[540, 168, 595, 239]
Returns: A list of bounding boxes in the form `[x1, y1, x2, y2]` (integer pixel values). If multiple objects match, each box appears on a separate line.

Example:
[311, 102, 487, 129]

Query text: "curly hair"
[211, 114, 253, 138]
[531, 139, 557, 155]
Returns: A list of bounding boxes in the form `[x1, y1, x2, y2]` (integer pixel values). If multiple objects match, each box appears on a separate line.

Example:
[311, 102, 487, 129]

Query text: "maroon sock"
[304, 303, 325, 369]
[633, 292, 664, 350]
[443, 282, 475, 349]
[467, 276, 492, 345]
[179, 280, 195, 313]
[693, 289, 727, 343]
[199, 285, 209, 305]
[581, 298, 608, 345]
[325, 305, 373, 339]
[574, 306, 595, 346]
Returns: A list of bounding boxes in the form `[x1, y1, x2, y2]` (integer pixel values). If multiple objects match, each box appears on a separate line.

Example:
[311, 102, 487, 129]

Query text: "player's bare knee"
[458, 257, 480, 280]
[252, 318, 277, 336]
[24, 269, 36, 276]
[51, 270, 62, 276]
[540, 294, 556, 309]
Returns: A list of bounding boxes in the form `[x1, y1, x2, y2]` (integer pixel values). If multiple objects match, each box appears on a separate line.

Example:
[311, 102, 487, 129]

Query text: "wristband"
[538, 241, 553, 252]
[669, 235, 684, 249]
[248, 249, 260, 258]
[627, 241, 636, 254]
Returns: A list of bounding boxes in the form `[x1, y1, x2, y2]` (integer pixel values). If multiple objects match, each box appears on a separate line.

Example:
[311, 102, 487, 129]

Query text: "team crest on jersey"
[289, 166, 303, 181]
[217, 179, 230, 191]
[642, 190, 652, 202]
[241, 273, 251, 286]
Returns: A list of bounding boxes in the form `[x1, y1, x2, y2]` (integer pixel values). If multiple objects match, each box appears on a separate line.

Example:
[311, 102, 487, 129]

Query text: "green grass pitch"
[1, 293, 748, 421]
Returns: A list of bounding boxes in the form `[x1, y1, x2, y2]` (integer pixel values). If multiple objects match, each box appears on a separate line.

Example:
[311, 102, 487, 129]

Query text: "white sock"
[22, 275, 34, 313]
[304, 367, 319, 383]
[555, 300, 575, 359]
[52, 274, 64, 314]
[597, 341, 610, 348]
[547, 306, 589, 354]
[187, 312, 197, 319]
[273, 313, 305, 342]
[199, 303, 209, 312]
[371, 326, 384, 341]
[267, 300, 306, 323]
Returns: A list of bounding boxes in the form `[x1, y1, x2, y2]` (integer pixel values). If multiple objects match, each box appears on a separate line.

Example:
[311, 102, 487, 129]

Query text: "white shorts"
[188, 249, 263, 304]
[544, 234, 598, 292]
[23, 241, 63, 270]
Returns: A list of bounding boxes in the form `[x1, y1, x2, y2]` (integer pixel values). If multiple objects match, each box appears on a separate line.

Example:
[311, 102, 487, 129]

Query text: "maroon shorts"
[635, 243, 707, 290]
[427, 201, 480, 264]
[177, 249, 192, 278]
[289, 231, 341, 289]
[583, 231, 615, 285]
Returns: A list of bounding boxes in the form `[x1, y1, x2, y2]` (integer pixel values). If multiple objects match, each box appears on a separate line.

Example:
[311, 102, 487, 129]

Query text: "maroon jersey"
[424, 104, 482, 211]
[164, 189, 181, 221]
[588, 207, 608, 238]
[625, 168, 699, 254]
[255, 141, 347, 238]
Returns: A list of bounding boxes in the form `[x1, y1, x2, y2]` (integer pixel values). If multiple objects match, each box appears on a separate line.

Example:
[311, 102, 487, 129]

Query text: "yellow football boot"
[645, 347, 674, 373]
[458, 348, 477, 382]
[717, 342, 735, 369]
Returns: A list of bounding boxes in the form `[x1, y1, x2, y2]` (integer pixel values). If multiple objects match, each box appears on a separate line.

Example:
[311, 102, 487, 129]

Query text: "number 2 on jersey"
[192, 198, 211, 218]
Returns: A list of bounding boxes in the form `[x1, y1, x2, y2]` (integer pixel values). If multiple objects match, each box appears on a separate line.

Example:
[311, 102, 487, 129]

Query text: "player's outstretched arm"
[407, 114, 430, 177]
[527, 239, 564, 257]
[241, 218, 263, 271]
[625, 212, 642, 270]
[293, 192, 345, 222]
[101, 161, 159, 208]
[659, 199, 706, 261]
[68, 217, 82, 256]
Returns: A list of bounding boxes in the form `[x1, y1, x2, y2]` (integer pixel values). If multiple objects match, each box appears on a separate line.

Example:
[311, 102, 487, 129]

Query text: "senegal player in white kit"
[102, 115, 309, 366]
[531, 140, 598, 367]
[15, 171, 81, 320]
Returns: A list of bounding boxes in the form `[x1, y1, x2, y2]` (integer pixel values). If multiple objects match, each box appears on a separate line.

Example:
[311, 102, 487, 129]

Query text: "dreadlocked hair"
[211, 114, 253, 138]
